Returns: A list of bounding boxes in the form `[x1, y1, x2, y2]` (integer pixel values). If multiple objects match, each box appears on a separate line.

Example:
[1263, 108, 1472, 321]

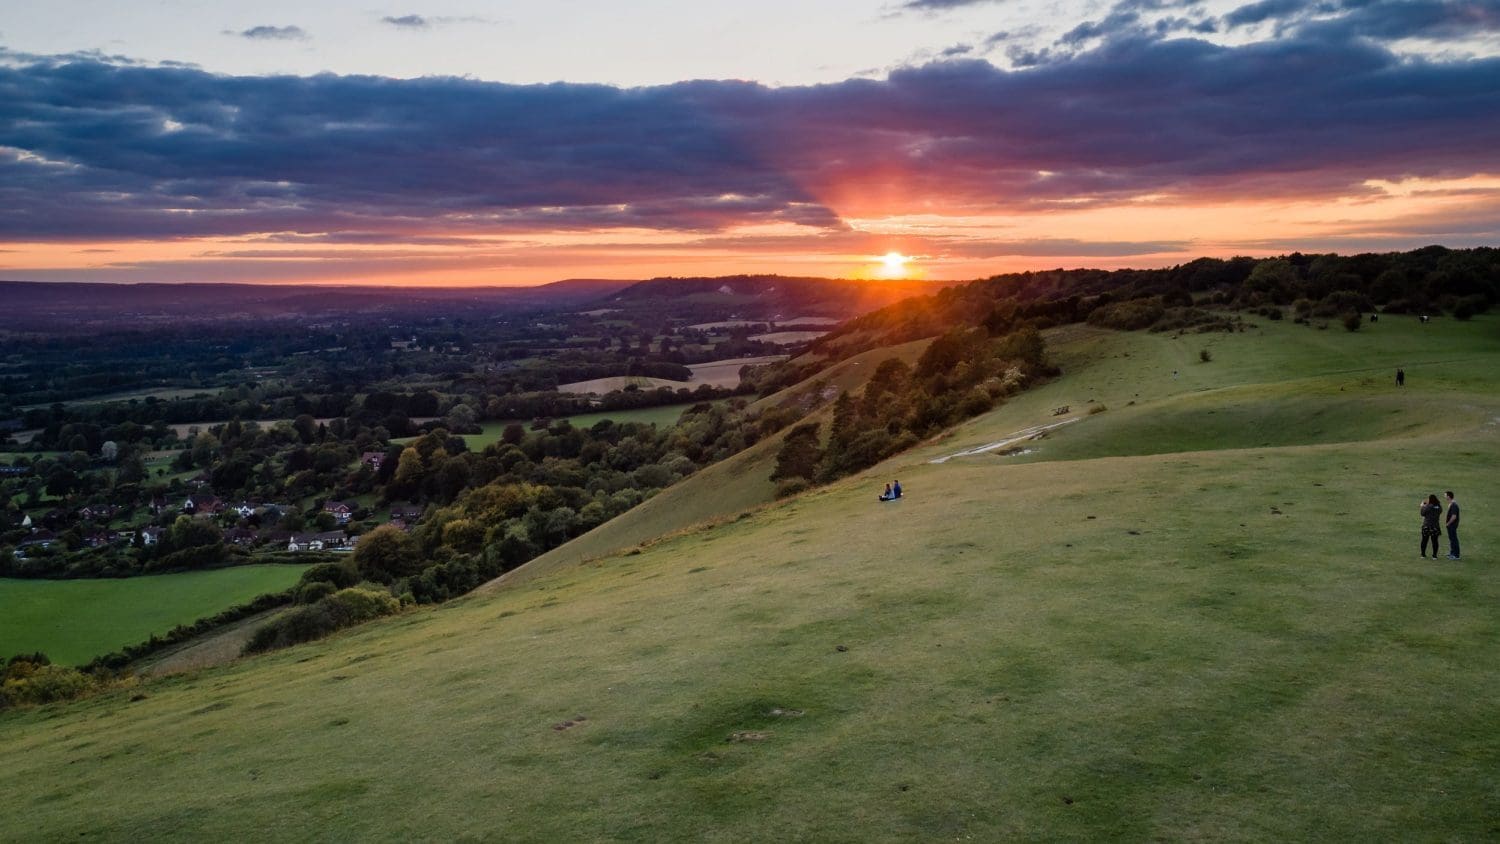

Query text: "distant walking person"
[1445, 491, 1461, 560]
[1420, 494, 1442, 558]
[1396, 367, 1405, 387]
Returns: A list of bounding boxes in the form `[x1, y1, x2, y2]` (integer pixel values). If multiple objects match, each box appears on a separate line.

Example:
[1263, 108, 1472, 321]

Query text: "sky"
[2, 0, 1500, 286]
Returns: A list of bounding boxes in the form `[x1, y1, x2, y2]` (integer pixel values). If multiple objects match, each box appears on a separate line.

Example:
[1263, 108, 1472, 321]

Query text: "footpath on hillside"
[929, 418, 1081, 464]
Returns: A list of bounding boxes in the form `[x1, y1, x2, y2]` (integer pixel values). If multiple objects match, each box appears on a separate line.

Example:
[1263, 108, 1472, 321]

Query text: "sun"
[877, 251, 911, 278]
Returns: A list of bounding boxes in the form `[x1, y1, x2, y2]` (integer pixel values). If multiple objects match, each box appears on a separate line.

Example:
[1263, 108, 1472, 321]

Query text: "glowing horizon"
[3, 2, 1499, 286]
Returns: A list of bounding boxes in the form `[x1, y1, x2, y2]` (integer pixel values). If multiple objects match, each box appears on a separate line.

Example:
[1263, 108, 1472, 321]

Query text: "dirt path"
[928, 418, 1081, 464]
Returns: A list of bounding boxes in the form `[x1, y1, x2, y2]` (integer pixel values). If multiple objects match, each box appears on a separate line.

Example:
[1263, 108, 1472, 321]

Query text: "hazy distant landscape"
[4, 0, 1500, 839]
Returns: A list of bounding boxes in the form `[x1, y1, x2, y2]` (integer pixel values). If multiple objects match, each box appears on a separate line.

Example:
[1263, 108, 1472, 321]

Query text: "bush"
[775, 478, 811, 499]
[243, 587, 400, 654]
[1087, 298, 1166, 331]
[295, 580, 337, 604]
[1, 661, 100, 708]
[1342, 312, 1363, 332]
[325, 587, 401, 624]
[299, 562, 358, 589]
[1199, 348, 1213, 363]
[1453, 294, 1488, 320]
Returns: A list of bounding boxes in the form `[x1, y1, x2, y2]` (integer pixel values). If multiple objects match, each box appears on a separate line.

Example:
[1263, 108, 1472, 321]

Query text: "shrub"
[1342, 312, 1363, 332]
[299, 562, 358, 589]
[295, 580, 337, 604]
[1087, 298, 1166, 331]
[775, 478, 811, 499]
[243, 587, 400, 654]
[1, 662, 100, 708]
[1453, 294, 1487, 320]
[325, 587, 401, 624]
[1199, 348, 1213, 363]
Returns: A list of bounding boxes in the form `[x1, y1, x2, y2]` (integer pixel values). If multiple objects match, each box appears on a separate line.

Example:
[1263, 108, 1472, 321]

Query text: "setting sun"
[878, 251, 911, 278]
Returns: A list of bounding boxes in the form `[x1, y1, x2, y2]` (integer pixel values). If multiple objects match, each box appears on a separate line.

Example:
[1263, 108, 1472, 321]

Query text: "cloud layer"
[2, 10, 1499, 252]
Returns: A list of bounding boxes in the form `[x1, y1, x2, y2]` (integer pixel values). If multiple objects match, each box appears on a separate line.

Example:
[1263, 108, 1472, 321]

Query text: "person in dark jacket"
[1420, 494, 1443, 558]
[892, 480, 902, 499]
[1396, 367, 1405, 387]
[1445, 491, 1461, 560]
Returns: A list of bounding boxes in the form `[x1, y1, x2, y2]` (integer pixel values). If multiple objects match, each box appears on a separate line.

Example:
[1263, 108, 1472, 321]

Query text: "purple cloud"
[1, 25, 1498, 245]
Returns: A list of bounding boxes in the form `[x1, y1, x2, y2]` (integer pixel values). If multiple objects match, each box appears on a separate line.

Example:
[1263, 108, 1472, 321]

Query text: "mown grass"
[0, 565, 308, 666]
[562, 402, 704, 430]
[0, 314, 1496, 840]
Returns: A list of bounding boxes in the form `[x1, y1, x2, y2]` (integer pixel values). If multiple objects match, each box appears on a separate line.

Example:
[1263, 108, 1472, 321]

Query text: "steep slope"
[485, 340, 931, 590]
[3, 316, 1498, 841]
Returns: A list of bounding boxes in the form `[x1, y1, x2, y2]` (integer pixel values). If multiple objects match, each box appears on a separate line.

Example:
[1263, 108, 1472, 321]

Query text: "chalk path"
[928, 417, 1081, 464]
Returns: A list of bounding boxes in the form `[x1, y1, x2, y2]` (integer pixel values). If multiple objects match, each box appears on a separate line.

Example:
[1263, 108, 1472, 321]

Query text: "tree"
[388, 447, 425, 500]
[772, 423, 822, 482]
[100, 441, 118, 462]
[352, 525, 424, 582]
[168, 515, 222, 551]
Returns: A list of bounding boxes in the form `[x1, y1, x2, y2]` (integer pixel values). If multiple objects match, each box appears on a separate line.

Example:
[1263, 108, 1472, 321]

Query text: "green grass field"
[394, 404, 716, 452]
[1, 315, 1497, 840]
[562, 401, 707, 430]
[0, 565, 309, 666]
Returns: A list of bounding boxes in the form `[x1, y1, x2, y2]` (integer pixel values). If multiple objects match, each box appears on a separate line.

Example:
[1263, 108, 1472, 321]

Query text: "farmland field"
[684, 354, 786, 387]
[0, 565, 309, 665]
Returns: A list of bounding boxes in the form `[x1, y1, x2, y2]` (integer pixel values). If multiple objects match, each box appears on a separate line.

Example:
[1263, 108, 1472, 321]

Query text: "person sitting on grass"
[1420, 494, 1442, 559]
[879, 483, 893, 502]
[892, 480, 902, 499]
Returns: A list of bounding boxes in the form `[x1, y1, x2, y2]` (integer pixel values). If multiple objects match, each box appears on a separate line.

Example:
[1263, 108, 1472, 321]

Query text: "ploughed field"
[2, 316, 1497, 841]
[0, 565, 309, 666]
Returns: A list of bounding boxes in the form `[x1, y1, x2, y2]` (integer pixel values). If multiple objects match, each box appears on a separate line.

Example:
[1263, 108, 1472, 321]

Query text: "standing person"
[1420, 494, 1442, 558]
[1396, 367, 1405, 387]
[1445, 491, 1461, 560]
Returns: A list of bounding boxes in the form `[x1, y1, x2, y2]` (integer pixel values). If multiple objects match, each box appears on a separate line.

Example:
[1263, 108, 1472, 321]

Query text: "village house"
[16, 530, 57, 555]
[187, 472, 213, 489]
[223, 527, 259, 547]
[139, 526, 164, 545]
[183, 494, 223, 516]
[389, 503, 423, 523]
[322, 500, 358, 524]
[360, 451, 387, 471]
[78, 503, 121, 521]
[287, 531, 354, 553]
[84, 530, 121, 549]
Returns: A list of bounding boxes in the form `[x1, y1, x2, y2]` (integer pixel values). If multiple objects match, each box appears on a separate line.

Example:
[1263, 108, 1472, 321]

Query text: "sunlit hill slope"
[2, 314, 1498, 841]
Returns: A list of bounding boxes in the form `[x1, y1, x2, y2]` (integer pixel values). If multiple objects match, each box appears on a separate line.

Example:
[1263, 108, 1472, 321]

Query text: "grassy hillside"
[0, 565, 308, 666]
[495, 340, 933, 589]
[2, 316, 1497, 840]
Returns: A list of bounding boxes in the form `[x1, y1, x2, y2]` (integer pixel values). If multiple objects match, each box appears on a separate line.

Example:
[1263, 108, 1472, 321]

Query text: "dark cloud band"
[1, 25, 1497, 243]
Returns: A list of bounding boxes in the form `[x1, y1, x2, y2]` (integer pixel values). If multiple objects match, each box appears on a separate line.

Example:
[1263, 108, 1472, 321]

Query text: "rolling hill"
[2, 314, 1497, 840]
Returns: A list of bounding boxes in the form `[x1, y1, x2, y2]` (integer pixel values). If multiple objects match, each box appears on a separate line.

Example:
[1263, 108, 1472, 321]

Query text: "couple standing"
[1419, 491, 1462, 560]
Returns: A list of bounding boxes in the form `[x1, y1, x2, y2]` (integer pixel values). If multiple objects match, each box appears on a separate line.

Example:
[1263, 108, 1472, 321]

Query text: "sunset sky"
[3, 0, 1500, 285]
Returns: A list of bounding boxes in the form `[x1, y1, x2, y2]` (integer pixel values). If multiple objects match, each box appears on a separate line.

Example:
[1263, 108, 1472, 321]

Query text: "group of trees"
[815, 247, 1498, 363]
[773, 326, 1051, 495]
